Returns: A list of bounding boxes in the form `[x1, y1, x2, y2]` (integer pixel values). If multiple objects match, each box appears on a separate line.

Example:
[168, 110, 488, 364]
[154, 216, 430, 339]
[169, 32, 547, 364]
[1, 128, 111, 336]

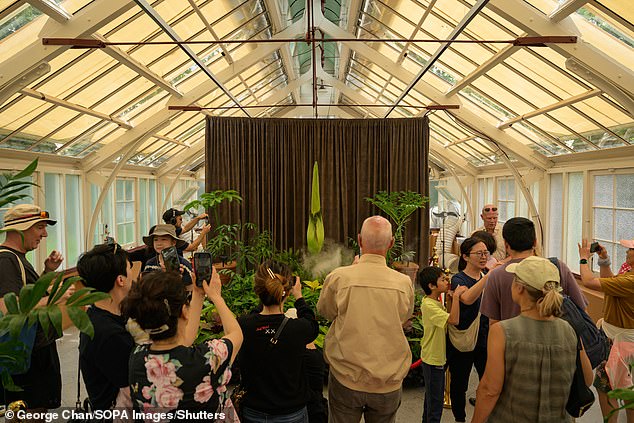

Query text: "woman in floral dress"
[123, 268, 242, 419]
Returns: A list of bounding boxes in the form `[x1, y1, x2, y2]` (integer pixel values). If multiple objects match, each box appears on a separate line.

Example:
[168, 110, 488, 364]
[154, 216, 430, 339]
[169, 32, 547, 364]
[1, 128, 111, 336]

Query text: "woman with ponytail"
[472, 257, 593, 423]
[237, 260, 319, 423]
[123, 268, 242, 414]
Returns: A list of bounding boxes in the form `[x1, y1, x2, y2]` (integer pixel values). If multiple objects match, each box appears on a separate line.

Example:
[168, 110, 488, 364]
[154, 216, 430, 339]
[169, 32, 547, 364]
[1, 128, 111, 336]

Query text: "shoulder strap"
[270, 317, 290, 345]
[0, 248, 26, 286]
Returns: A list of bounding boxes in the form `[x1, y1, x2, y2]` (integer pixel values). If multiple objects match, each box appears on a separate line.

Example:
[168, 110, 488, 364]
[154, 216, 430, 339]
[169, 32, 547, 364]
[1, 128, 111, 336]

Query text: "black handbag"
[566, 339, 595, 418]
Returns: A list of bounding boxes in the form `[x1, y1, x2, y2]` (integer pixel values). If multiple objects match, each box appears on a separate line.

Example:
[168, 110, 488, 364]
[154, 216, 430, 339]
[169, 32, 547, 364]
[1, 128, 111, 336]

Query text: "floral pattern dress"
[129, 339, 233, 415]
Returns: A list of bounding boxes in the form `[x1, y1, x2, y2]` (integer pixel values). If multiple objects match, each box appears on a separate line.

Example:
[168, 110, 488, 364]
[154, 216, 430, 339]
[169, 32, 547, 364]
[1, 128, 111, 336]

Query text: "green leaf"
[0, 195, 30, 209]
[67, 307, 95, 338]
[64, 287, 93, 306]
[72, 291, 110, 307]
[48, 303, 63, 336]
[0, 369, 23, 392]
[0, 180, 39, 191]
[49, 277, 74, 305]
[3, 293, 19, 314]
[8, 315, 27, 338]
[12, 159, 38, 179]
[37, 308, 50, 335]
[19, 273, 51, 313]
[46, 272, 64, 305]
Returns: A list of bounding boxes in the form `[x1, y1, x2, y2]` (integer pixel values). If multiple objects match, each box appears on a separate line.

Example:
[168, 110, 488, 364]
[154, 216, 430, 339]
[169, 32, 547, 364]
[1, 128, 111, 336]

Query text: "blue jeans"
[421, 362, 445, 423]
[242, 406, 309, 423]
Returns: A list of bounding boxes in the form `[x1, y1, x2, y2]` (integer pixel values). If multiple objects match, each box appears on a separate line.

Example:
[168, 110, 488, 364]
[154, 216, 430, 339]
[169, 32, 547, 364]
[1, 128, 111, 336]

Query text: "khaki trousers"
[328, 373, 402, 423]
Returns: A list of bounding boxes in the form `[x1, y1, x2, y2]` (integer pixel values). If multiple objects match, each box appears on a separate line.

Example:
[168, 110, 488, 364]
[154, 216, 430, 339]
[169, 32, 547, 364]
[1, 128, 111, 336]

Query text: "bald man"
[472, 204, 506, 261]
[318, 216, 415, 423]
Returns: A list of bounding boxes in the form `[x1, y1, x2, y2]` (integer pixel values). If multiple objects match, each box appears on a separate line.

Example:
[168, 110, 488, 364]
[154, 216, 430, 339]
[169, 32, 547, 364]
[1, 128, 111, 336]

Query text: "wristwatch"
[579, 259, 588, 265]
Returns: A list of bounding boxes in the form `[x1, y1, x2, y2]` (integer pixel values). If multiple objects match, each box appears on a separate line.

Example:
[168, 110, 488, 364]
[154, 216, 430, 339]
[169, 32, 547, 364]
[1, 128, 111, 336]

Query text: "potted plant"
[0, 271, 109, 390]
[366, 191, 428, 282]
[184, 189, 242, 229]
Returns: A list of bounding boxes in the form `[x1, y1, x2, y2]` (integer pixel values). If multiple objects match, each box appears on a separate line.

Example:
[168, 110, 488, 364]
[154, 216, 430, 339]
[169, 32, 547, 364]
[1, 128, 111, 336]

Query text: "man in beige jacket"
[317, 216, 415, 423]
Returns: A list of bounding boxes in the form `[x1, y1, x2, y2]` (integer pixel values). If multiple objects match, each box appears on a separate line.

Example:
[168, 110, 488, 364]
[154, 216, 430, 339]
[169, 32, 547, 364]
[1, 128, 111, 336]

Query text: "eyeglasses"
[483, 207, 498, 212]
[23, 211, 50, 219]
[469, 251, 490, 257]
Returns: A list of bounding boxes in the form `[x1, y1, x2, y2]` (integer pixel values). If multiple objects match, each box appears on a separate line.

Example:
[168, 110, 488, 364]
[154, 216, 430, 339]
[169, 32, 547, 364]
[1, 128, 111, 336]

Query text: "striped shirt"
[489, 315, 577, 423]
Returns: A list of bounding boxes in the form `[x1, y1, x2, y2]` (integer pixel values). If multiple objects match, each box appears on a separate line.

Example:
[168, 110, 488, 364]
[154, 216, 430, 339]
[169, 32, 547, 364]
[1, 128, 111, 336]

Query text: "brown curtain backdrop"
[205, 116, 430, 265]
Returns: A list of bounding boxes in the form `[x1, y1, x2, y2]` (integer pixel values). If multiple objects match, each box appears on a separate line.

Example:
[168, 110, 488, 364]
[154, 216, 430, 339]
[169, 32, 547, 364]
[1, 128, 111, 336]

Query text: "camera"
[590, 241, 600, 253]
[161, 246, 180, 272]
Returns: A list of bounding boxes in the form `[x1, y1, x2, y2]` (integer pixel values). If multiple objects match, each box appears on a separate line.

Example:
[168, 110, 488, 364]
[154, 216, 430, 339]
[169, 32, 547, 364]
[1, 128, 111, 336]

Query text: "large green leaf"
[0, 195, 30, 209]
[18, 273, 51, 313]
[37, 307, 50, 335]
[12, 159, 38, 180]
[71, 292, 110, 307]
[8, 315, 27, 338]
[49, 277, 74, 305]
[67, 307, 95, 338]
[0, 180, 39, 191]
[1, 368, 22, 392]
[48, 303, 63, 336]
[46, 272, 64, 305]
[3, 293, 19, 315]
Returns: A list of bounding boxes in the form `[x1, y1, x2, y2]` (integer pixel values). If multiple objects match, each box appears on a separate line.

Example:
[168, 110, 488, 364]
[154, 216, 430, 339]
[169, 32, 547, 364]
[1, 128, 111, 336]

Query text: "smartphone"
[193, 252, 213, 287]
[161, 246, 180, 273]
[590, 241, 600, 253]
[104, 236, 115, 245]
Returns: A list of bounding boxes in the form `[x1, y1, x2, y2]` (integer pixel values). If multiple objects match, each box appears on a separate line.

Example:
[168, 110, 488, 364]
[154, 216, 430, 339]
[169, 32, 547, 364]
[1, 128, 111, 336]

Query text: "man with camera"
[162, 208, 211, 255]
[578, 238, 634, 423]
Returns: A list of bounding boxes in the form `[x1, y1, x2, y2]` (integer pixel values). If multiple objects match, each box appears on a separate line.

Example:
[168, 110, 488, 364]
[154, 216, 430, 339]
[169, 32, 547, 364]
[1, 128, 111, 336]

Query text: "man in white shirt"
[473, 204, 506, 261]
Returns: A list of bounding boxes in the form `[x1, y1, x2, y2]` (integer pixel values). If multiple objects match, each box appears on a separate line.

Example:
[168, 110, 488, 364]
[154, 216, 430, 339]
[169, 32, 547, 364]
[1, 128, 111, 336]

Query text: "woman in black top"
[123, 268, 242, 418]
[237, 261, 319, 423]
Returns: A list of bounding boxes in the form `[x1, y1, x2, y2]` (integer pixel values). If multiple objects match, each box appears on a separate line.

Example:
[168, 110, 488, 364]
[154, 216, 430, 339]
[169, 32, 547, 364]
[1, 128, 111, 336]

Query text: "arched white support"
[85, 133, 153, 249]
[160, 165, 190, 213]
[435, 155, 476, 230]
[484, 140, 544, 252]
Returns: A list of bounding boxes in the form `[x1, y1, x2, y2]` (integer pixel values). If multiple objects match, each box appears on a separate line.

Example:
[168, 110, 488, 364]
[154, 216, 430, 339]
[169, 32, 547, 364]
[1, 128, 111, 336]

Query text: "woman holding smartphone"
[143, 224, 193, 285]
[124, 268, 242, 413]
[237, 261, 319, 423]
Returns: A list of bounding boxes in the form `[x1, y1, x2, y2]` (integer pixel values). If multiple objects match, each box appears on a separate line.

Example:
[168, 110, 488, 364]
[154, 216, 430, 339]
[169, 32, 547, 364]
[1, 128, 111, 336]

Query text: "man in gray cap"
[0, 204, 67, 411]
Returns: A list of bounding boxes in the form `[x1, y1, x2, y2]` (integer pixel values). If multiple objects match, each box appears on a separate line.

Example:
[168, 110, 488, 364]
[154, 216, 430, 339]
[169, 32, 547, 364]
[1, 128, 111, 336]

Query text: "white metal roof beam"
[498, 88, 602, 129]
[92, 34, 182, 98]
[157, 141, 205, 178]
[0, 0, 134, 89]
[446, 42, 519, 96]
[384, 0, 490, 117]
[318, 61, 479, 175]
[317, 16, 553, 171]
[262, 0, 301, 103]
[488, 0, 634, 97]
[335, 0, 363, 99]
[153, 134, 191, 147]
[27, 0, 71, 23]
[20, 87, 132, 129]
[83, 22, 304, 172]
[133, 0, 250, 117]
[549, 0, 588, 23]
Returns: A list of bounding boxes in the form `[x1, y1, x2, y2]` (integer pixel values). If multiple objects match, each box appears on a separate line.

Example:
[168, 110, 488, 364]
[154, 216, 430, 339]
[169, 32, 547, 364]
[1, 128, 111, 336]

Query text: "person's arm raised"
[203, 267, 243, 363]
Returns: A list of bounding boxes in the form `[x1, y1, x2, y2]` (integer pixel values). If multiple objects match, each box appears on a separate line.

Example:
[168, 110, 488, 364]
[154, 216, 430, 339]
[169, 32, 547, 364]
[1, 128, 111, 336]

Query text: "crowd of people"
[0, 202, 632, 423]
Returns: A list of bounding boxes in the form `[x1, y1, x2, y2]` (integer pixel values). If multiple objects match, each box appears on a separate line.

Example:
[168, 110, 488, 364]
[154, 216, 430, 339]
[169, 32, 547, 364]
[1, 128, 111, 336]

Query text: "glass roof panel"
[595, 0, 634, 24]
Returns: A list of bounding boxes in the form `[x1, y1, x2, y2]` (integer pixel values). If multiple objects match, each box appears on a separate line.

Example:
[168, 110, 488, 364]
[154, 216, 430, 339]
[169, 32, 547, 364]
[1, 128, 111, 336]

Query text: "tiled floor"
[56, 328, 625, 422]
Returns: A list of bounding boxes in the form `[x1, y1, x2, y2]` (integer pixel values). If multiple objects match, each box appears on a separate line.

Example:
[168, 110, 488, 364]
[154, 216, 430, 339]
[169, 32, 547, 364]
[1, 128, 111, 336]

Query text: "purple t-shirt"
[480, 257, 588, 321]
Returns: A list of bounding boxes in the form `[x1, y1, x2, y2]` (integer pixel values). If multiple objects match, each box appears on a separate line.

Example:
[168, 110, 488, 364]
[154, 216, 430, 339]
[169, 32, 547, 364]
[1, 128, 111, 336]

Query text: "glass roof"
[0, 0, 632, 172]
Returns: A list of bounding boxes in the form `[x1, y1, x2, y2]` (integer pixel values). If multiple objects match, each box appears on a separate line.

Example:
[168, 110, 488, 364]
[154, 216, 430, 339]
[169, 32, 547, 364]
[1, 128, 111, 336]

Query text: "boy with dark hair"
[418, 266, 467, 423]
[77, 243, 135, 410]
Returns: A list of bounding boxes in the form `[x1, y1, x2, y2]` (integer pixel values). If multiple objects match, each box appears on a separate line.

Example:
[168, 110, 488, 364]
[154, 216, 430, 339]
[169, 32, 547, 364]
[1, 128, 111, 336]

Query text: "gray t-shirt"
[480, 257, 588, 321]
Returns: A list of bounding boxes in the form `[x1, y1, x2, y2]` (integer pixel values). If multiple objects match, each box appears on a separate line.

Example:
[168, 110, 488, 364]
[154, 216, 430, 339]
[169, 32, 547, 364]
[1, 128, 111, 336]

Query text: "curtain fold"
[205, 117, 430, 265]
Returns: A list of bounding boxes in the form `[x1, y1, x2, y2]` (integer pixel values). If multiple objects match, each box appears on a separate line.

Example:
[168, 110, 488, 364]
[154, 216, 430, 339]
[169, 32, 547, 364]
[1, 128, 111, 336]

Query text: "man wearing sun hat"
[578, 237, 634, 422]
[0, 204, 67, 410]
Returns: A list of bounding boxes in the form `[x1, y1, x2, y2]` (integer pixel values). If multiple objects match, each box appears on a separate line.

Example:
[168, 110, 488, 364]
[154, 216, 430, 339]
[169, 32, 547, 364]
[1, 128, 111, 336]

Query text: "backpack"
[549, 257, 610, 369]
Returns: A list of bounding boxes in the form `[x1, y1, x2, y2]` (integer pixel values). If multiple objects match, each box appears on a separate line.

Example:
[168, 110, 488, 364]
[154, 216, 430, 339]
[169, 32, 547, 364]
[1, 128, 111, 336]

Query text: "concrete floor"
[55, 327, 624, 422]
